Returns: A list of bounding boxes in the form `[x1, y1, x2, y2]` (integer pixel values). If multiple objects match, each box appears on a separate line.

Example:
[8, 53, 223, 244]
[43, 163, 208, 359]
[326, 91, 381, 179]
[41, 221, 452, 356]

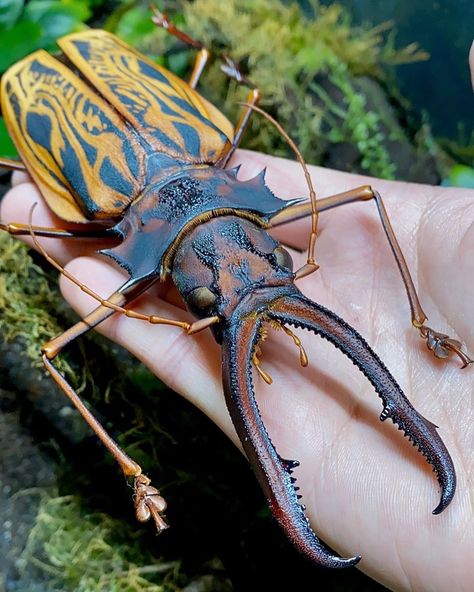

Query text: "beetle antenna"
[27, 204, 192, 332]
[237, 102, 319, 279]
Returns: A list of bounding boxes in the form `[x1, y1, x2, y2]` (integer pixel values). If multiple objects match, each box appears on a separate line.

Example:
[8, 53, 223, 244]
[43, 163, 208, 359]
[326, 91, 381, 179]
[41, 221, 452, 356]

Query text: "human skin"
[1, 149, 473, 591]
[1, 53, 473, 592]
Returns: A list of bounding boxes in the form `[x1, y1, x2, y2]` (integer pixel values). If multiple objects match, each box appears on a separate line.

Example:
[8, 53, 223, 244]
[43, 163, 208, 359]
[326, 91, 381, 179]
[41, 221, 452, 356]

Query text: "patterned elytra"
[58, 31, 234, 161]
[1, 29, 235, 223]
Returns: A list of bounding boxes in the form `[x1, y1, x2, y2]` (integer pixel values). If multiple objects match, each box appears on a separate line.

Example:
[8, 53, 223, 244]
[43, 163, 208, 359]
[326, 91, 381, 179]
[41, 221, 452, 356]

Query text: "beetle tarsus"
[419, 325, 473, 369]
[220, 55, 255, 88]
[134, 475, 169, 533]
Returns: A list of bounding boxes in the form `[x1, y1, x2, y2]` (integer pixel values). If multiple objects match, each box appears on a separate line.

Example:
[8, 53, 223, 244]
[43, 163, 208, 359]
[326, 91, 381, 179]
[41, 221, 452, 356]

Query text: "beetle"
[0, 13, 471, 568]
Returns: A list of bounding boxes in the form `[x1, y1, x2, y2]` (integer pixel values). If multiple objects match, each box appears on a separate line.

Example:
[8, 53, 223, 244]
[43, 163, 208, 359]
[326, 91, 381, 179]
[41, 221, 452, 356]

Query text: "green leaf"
[0, 0, 24, 29]
[0, 117, 18, 159]
[168, 51, 192, 78]
[24, 0, 90, 23]
[446, 164, 474, 189]
[0, 19, 42, 72]
[24, 1, 91, 46]
[114, 6, 155, 46]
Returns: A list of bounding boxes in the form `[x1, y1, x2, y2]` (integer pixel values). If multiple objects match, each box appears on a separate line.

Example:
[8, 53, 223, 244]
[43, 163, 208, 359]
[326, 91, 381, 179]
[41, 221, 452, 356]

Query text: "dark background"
[321, 0, 474, 139]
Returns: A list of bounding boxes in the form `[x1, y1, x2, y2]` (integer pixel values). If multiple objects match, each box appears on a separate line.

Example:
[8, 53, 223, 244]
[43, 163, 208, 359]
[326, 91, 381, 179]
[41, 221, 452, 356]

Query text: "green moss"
[0, 233, 72, 375]
[318, 62, 397, 178]
[19, 493, 187, 592]
[142, 0, 428, 178]
[18, 492, 233, 592]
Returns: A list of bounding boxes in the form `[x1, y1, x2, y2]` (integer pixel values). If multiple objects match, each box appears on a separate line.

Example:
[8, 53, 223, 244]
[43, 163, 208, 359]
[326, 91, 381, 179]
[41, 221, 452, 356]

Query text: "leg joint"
[41, 342, 60, 361]
[358, 185, 377, 201]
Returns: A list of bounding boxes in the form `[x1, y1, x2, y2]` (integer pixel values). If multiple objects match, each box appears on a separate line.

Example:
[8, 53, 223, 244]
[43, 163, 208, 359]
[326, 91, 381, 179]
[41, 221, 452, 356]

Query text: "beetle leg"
[150, 8, 261, 165]
[0, 221, 114, 239]
[0, 157, 26, 172]
[270, 185, 473, 368]
[151, 8, 209, 88]
[217, 83, 260, 168]
[188, 48, 211, 89]
[151, 8, 203, 49]
[41, 279, 170, 534]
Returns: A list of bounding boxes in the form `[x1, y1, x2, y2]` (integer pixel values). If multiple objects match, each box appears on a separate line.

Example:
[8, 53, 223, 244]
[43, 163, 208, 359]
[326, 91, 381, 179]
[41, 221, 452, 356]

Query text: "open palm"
[1, 149, 473, 592]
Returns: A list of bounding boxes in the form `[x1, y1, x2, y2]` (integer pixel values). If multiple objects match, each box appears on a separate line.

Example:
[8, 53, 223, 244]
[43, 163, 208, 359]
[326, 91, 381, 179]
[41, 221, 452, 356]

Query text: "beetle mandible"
[0, 11, 471, 568]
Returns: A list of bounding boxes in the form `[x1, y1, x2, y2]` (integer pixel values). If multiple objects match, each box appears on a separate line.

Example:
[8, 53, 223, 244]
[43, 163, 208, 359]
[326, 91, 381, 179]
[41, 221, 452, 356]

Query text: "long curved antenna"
[237, 103, 319, 279]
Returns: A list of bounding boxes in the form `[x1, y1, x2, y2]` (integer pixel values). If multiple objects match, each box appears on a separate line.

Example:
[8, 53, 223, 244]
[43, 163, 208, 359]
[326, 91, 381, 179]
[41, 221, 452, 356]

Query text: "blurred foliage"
[443, 164, 474, 189]
[0, 0, 470, 182]
[439, 128, 474, 186]
[0, 116, 17, 158]
[141, 0, 430, 179]
[0, 0, 92, 73]
[0, 0, 91, 157]
[1, 0, 432, 177]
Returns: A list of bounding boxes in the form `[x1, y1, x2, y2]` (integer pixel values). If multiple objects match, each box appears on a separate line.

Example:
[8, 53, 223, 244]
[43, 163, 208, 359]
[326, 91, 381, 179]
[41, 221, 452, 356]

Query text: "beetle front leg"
[0, 157, 26, 171]
[151, 9, 209, 89]
[41, 282, 170, 533]
[218, 86, 260, 167]
[270, 185, 473, 367]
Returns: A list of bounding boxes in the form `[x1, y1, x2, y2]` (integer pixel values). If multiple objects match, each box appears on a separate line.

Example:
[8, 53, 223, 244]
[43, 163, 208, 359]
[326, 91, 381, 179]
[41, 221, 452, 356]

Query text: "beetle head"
[171, 214, 456, 569]
[172, 215, 295, 336]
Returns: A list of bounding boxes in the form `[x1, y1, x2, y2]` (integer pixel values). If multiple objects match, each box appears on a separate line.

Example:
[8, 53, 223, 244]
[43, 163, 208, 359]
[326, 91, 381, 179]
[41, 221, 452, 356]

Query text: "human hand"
[1, 146, 473, 590]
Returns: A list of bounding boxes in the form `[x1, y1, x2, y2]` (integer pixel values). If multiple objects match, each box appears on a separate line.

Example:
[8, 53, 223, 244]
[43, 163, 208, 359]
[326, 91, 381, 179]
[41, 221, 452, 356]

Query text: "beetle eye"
[273, 246, 293, 271]
[187, 286, 217, 310]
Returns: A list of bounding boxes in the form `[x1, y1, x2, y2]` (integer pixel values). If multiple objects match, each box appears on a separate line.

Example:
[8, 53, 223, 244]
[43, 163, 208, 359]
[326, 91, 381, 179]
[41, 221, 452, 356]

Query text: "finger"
[11, 170, 32, 186]
[233, 149, 384, 197]
[59, 256, 236, 441]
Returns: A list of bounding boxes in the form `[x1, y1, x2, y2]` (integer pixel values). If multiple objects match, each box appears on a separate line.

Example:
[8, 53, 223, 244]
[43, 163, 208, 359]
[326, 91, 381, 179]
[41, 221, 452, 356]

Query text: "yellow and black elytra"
[2, 29, 294, 283]
[0, 17, 471, 569]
